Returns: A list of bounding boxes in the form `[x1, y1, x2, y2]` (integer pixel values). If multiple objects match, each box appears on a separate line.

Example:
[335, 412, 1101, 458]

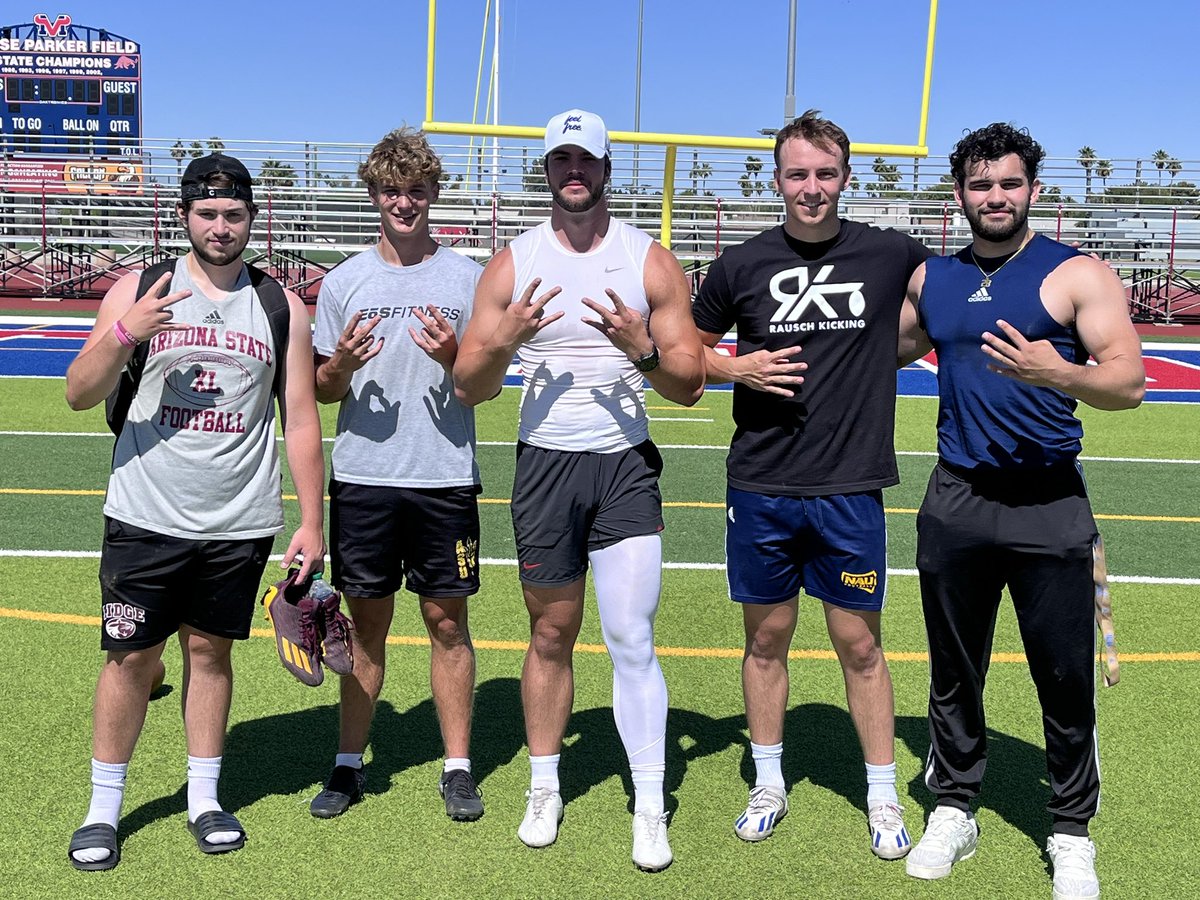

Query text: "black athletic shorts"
[98, 517, 274, 650]
[511, 440, 664, 587]
[329, 478, 481, 599]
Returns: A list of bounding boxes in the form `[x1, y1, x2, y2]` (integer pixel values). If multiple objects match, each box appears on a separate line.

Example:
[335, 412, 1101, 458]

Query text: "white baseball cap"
[544, 109, 610, 160]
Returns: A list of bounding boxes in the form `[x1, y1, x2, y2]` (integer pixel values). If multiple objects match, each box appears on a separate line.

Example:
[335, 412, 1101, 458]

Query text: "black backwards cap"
[181, 153, 254, 202]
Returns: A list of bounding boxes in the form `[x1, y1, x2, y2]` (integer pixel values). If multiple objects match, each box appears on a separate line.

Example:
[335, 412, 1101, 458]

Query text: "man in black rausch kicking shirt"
[692, 109, 930, 859]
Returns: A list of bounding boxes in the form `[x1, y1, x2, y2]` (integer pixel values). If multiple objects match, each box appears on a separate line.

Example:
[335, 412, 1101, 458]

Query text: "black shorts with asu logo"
[329, 479, 482, 600]
[511, 440, 664, 587]
[98, 517, 274, 650]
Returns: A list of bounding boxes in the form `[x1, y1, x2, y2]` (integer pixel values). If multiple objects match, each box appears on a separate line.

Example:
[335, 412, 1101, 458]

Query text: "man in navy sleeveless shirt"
[899, 124, 1144, 899]
[693, 110, 930, 859]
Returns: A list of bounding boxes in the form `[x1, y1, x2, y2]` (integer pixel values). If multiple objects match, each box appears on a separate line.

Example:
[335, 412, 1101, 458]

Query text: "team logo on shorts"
[455, 537, 479, 579]
[840, 570, 878, 594]
[102, 601, 146, 640]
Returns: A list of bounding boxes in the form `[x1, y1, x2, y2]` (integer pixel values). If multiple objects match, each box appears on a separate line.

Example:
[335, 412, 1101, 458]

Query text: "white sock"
[444, 757, 471, 774]
[631, 763, 665, 815]
[72, 759, 127, 864]
[751, 741, 785, 789]
[866, 761, 899, 806]
[335, 752, 364, 770]
[590, 535, 668, 816]
[187, 756, 239, 845]
[529, 754, 560, 793]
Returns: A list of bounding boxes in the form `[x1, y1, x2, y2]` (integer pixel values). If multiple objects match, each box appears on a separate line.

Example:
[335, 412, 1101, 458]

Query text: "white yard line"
[3, 431, 1197, 464]
[2, 549, 1196, 585]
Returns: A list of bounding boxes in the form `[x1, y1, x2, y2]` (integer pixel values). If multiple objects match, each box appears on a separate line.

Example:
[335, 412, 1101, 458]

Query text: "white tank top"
[104, 261, 283, 540]
[508, 218, 653, 452]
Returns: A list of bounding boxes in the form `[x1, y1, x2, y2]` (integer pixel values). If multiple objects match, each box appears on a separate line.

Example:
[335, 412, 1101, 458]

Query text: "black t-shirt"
[693, 220, 932, 496]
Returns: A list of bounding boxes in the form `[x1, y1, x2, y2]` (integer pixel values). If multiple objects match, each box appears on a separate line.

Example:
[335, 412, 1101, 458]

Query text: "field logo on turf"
[840, 570, 878, 594]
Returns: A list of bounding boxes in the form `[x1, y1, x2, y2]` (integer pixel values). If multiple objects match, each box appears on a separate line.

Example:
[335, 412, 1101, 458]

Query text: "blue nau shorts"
[725, 487, 888, 611]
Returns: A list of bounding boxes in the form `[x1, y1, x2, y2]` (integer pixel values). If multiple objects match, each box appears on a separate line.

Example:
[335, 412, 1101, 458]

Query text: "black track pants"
[916, 462, 1101, 836]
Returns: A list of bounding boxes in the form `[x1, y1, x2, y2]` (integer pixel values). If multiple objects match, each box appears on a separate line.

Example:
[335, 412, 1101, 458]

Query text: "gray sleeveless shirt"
[104, 260, 284, 540]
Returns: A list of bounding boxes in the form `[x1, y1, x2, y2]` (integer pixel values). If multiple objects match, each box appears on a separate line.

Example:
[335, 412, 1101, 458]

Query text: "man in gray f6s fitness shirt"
[310, 128, 486, 823]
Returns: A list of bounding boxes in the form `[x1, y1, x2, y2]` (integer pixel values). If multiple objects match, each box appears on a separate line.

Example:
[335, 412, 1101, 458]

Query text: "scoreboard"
[0, 14, 142, 191]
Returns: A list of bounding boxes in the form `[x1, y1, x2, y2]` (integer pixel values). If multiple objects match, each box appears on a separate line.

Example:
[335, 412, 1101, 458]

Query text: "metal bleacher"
[2, 136, 1197, 322]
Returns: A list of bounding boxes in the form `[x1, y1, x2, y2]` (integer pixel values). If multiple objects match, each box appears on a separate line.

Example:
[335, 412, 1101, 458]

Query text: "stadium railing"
[1, 137, 1196, 321]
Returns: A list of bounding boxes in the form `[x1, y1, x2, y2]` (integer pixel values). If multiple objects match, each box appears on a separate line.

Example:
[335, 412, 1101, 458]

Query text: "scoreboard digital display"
[0, 13, 142, 191]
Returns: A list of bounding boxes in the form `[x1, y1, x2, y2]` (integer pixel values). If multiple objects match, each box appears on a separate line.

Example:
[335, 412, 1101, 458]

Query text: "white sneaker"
[734, 785, 788, 842]
[1047, 834, 1100, 900]
[517, 787, 563, 848]
[632, 810, 672, 872]
[905, 806, 978, 879]
[868, 800, 912, 860]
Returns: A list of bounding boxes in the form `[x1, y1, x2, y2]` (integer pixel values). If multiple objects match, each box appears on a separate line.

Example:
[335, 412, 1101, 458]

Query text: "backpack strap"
[105, 259, 177, 436]
[245, 265, 292, 431]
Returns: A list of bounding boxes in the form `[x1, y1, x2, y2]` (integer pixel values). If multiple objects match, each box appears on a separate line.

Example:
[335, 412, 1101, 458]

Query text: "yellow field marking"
[4, 489, 1200, 523]
[4, 606, 1198, 663]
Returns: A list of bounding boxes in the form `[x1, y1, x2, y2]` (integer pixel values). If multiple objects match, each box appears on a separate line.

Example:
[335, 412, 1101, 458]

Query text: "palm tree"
[867, 157, 902, 198]
[1152, 149, 1170, 185]
[1077, 146, 1095, 198]
[170, 140, 185, 182]
[206, 137, 225, 155]
[740, 156, 765, 197]
[1095, 159, 1112, 189]
[188, 140, 204, 159]
[255, 159, 297, 188]
[1167, 158, 1183, 183]
[689, 153, 713, 194]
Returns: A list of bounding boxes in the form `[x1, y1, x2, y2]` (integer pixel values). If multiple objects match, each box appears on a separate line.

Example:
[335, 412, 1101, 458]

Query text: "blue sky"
[8, 0, 1197, 164]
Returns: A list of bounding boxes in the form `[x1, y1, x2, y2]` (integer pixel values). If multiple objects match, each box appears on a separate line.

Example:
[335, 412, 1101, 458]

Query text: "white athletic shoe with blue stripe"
[734, 786, 788, 842]
[868, 801, 913, 859]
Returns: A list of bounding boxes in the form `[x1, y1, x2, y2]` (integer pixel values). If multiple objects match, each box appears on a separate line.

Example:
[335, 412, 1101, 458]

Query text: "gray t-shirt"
[313, 245, 482, 488]
[105, 260, 283, 539]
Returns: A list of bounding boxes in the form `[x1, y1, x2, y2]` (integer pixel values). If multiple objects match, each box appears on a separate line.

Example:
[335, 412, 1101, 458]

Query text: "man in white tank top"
[63, 154, 326, 870]
[455, 109, 705, 872]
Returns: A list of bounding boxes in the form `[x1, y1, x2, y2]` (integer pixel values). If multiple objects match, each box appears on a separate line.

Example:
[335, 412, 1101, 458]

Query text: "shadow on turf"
[110, 678, 534, 842]
[113, 684, 1057, 851]
[774, 703, 1056, 847]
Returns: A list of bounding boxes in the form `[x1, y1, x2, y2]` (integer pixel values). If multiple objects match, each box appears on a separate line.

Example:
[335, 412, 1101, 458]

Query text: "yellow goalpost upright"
[421, 0, 940, 248]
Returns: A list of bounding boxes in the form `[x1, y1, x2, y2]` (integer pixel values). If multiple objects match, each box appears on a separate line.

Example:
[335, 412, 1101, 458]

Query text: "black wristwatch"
[631, 344, 660, 373]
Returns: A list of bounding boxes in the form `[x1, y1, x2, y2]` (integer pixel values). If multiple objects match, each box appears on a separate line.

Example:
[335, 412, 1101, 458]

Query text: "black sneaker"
[310, 765, 366, 819]
[439, 769, 484, 821]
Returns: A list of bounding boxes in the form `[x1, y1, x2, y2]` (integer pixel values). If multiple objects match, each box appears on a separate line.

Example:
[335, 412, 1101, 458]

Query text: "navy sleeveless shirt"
[918, 234, 1088, 472]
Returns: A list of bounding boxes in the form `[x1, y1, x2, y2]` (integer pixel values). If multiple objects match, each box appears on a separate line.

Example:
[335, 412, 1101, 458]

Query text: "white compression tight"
[589, 534, 667, 812]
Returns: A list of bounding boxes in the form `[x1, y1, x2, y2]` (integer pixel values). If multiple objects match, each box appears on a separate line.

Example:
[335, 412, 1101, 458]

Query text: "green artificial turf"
[0, 377, 1196, 898]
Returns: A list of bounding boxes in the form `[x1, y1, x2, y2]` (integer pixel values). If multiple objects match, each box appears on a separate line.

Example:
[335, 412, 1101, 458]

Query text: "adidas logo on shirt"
[202, 309, 225, 325]
[967, 286, 991, 303]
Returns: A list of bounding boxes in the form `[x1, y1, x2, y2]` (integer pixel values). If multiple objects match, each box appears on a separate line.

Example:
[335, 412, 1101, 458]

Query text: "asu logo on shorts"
[455, 537, 479, 580]
[840, 570, 878, 594]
